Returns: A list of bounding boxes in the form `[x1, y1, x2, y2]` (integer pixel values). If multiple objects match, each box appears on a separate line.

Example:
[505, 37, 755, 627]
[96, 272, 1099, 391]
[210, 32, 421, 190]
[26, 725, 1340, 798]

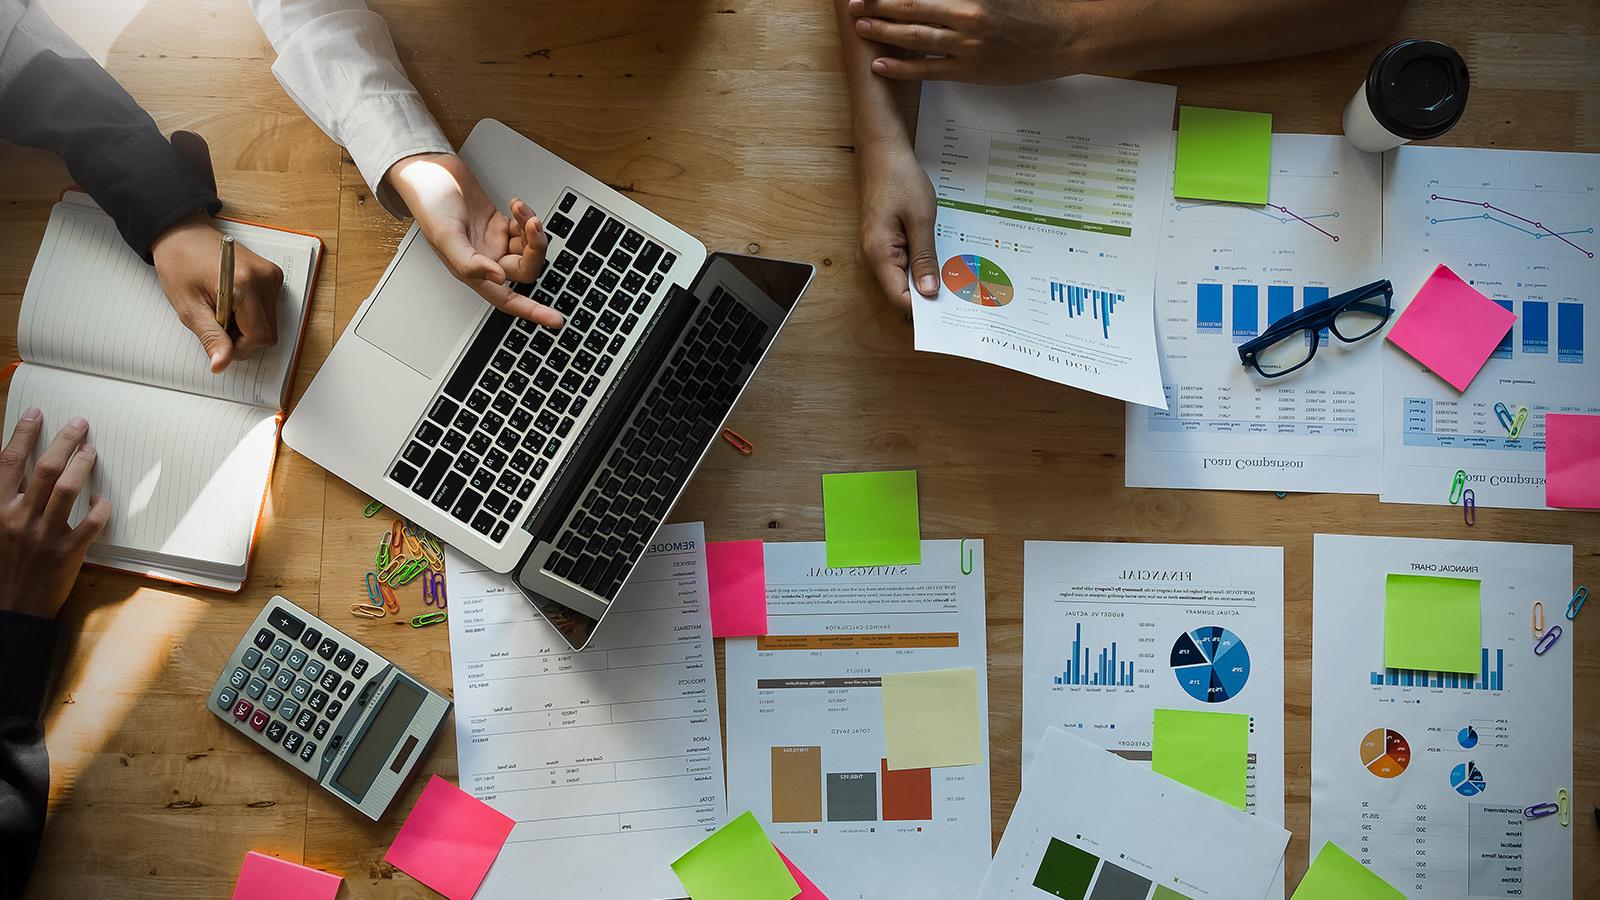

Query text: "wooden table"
[2, 0, 1595, 896]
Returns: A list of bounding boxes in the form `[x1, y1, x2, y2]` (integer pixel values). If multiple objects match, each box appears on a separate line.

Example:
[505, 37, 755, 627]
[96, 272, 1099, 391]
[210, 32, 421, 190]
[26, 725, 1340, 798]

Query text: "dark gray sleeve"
[0, 609, 57, 900]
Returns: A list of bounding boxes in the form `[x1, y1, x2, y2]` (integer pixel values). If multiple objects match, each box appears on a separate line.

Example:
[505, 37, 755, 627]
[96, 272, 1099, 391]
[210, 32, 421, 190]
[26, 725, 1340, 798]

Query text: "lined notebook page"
[18, 198, 317, 409]
[3, 365, 279, 573]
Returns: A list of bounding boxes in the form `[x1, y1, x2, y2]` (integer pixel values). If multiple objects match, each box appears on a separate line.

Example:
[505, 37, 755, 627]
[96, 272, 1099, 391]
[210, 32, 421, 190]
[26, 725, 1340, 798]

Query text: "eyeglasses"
[1237, 279, 1394, 378]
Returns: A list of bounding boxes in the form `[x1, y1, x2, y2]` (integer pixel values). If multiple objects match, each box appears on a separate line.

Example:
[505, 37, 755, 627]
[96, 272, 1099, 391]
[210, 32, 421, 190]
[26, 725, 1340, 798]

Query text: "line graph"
[1427, 193, 1596, 258]
[1175, 200, 1340, 242]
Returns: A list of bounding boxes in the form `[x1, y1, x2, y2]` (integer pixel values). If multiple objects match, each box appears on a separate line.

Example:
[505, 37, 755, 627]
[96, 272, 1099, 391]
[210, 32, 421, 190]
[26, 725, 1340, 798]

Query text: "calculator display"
[333, 679, 425, 799]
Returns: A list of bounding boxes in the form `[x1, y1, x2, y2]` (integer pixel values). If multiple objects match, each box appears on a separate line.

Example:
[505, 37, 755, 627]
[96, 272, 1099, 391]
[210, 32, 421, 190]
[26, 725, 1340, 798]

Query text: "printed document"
[446, 522, 726, 900]
[1021, 541, 1286, 897]
[913, 76, 1176, 407]
[725, 540, 991, 899]
[1311, 535, 1572, 899]
[979, 728, 1288, 900]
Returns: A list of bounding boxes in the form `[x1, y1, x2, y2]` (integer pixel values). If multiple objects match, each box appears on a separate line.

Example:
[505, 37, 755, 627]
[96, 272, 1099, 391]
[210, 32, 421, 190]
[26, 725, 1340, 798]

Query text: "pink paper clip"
[423, 570, 448, 609]
[380, 582, 400, 614]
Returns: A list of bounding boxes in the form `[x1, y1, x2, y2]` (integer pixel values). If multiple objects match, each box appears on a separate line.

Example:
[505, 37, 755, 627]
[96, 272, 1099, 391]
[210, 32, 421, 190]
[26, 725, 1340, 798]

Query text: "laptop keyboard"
[543, 285, 769, 600]
[387, 190, 678, 543]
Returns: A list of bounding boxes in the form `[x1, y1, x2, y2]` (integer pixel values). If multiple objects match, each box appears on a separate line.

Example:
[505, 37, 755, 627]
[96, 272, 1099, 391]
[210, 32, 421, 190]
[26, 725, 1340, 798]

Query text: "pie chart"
[941, 254, 1015, 307]
[1360, 728, 1411, 778]
[1458, 725, 1478, 749]
[1169, 627, 1250, 702]
[1451, 761, 1486, 796]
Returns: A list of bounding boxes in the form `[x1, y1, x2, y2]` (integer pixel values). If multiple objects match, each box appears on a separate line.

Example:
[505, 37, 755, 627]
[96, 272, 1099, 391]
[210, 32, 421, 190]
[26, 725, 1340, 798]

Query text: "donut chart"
[941, 254, 1015, 307]
[1170, 626, 1250, 702]
[1359, 727, 1411, 778]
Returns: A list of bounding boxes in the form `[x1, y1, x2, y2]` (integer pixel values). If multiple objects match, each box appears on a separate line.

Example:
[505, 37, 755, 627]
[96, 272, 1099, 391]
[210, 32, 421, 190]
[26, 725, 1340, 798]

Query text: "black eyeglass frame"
[1237, 279, 1394, 378]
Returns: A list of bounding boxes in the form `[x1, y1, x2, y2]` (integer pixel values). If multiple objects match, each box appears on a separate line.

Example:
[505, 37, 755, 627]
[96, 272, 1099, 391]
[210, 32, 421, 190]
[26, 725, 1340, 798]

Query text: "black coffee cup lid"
[1366, 40, 1470, 140]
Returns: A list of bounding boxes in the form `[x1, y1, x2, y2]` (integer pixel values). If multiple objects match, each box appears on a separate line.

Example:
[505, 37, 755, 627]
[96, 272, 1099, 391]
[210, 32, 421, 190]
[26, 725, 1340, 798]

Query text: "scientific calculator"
[207, 596, 451, 820]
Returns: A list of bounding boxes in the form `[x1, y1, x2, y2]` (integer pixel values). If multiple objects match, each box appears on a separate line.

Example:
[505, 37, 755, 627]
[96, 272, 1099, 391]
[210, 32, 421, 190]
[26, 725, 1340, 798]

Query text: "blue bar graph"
[1523, 301, 1549, 354]
[1558, 302, 1583, 363]
[1305, 286, 1330, 346]
[1232, 285, 1259, 341]
[1053, 622, 1134, 687]
[1492, 300, 1513, 359]
[1370, 647, 1504, 691]
[1197, 284, 1223, 333]
[1051, 283, 1125, 340]
[1267, 286, 1295, 325]
[1195, 283, 1336, 342]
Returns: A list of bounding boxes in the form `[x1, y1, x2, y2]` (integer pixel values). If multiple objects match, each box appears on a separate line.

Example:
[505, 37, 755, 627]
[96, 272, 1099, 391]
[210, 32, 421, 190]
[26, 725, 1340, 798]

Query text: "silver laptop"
[284, 119, 813, 649]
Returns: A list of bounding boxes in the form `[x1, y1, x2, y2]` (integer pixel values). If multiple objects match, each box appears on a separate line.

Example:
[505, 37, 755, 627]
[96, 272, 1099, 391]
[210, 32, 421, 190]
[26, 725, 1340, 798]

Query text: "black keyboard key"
[567, 271, 591, 296]
[646, 273, 664, 294]
[389, 460, 418, 487]
[572, 309, 595, 332]
[584, 289, 608, 312]
[559, 371, 582, 394]
[485, 448, 508, 471]
[579, 252, 603, 276]
[506, 371, 530, 395]
[593, 219, 624, 255]
[634, 241, 663, 273]
[548, 390, 571, 414]
[549, 348, 571, 370]
[491, 350, 515, 373]
[554, 249, 579, 273]
[307, 690, 328, 713]
[402, 442, 430, 466]
[452, 489, 484, 522]
[542, 437, 562, 459]
[414, 450, 452, 496]
[472, 511, 496, 535]
[510, 408, 533, 431]
[559, 327, 582, 351]
[504, 330, 529, 354]
[622, 270, 645, 294]
[536, 410, 559, 432]
[597, 355, 613, 376]
[658, 251, 676, 272]
[484, 491, 508, 514]
[431, 472, 466, 509]
[492, 392, 516, 415]
[426, 396, 458, 427]
[533, 369, 558, 393]
[608, 334, 626, 354]
[510, 450, 536, 473]
[557, 417, 575, 437]
[606, 250, 629, 274]
[317, 638, 338, 660]
[444, 311, 514, 401]
[518, 478, 538, 500]
[599, 264, 622, 289]
[574, 350, 596, 373]
[495, 429, 518, 451]
[455, 452, 481, 476]
[568, 207, 605, 253]
[253, 628, 274, 651]
[546, 212, 574, 237]
[582, 375, 600, 396]
[470, 469, 494, 493]
[492, 522, 510, 541]
[299, 627, 322, 650]
[506, 500, 523, 519]
[467, 432, 491, 455]
[416, 421, 444, 445]
[478, 369, 504, 394]
[570, 396, 588, 416]
[554, 292, 581, 316]
[453, 409, 479, 433]
[559, 192, 577, 213]
[521, 431, 546, 452]
[481, 411, 505, 434]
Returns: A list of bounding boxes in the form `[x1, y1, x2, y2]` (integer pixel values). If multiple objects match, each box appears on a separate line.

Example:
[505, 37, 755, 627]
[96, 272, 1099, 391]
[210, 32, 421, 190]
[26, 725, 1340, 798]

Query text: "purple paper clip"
[1533, 624, 1562, 656]
[423, 570, 447, 609]
[1524, 802, 1559, 819]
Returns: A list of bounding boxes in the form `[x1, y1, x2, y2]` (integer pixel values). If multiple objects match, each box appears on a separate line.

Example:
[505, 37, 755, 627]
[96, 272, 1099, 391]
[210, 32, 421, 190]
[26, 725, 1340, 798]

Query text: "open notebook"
[1, 192, 321, 590]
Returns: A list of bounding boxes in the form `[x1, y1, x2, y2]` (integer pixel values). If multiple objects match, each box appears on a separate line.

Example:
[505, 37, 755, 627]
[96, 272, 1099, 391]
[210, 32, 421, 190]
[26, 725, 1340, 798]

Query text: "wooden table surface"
[2, 0, 1596, 896]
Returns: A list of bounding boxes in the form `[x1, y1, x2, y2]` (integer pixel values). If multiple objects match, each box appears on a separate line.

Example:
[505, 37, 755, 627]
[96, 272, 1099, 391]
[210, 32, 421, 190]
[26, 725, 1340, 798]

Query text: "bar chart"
[1369, 647, 1505, 690]
[1050, 282, 1125, 339]
[1193, 283, 1332, 342]
[771, 746, 935, 823]
[1487, 298, 1584, 363]
[1051, 621, 1135, 687]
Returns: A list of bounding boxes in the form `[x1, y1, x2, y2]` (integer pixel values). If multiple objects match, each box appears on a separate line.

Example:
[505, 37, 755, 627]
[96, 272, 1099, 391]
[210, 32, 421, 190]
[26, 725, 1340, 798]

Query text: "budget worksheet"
[445, 522, 726, 900]
[725, 540, 991, 900]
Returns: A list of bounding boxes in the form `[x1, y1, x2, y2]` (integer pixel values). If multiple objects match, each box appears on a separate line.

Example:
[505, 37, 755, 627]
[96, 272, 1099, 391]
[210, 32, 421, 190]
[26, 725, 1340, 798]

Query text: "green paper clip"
[1449, 469, 1468, 504]
[959, 539, 973, 575]
[393, 557, 429, 586]
[411, 611, 447, 628]
[376, 539, 390, 570]
[362, 499, 383, 517]
[1508, 406, 1529, 440]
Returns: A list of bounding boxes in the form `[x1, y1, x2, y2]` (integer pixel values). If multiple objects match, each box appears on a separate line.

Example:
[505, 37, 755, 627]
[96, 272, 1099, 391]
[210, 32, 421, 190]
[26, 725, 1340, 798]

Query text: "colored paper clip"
[378, 558, 404, 584]
[1508, 406, 1529, 440]
[1449, 469, 1468, 504]
[376, 538, 391, 570]
[1567, 585, 1588, 620]
[1532, 601, 1545, 639]
[411, 611, 447, 628]
[380, 582, 400, 614]
[1493, 402, 1515, 433]
[365, 571, 380, 601]
[403, 530, 423, 558]
[362, 499, 384, 517]
[350, 603, 384, 619]
[423, 570, 447, 608]
[422, 532, 444, 558]
[1524, 802, 1559, 819]
[1273, 491, 1287, 499]
[1557, 789, 1570, 826]
[393, 557, 429, 586]
[1462, 489, 1475, 526]
[390, 521, 404, 551]
[421, 540, 445, 572]
[1533, 624, 1562, 656]
[720, 427, 754, 456]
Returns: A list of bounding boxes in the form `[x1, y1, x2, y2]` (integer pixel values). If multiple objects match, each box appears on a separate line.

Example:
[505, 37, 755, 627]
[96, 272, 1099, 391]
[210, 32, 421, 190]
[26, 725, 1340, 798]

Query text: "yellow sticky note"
[1292, 842, 1405, 899]
[1151, 708, 1248, 809]
[881, 668, 983, 770]
[1384, 574, 1481, 673]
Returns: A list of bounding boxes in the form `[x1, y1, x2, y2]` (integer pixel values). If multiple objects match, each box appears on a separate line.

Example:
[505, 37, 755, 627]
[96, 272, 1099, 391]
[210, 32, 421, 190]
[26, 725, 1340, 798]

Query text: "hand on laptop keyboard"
[385, 152, 564, 328]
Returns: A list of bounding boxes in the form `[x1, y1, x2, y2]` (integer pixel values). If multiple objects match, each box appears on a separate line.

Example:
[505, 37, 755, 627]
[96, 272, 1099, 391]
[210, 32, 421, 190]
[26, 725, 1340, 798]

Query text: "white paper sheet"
[1125, 135, 1387, 493]
[1379, 146, 1600, 509]
[980, 727, 1288, 900]
[1310, 534, 1572, 899]
[446, 522, 727, 900]
[1021, 540, 1286, 898]
[725, 540, 992, 900]
[912, 75, 1176, 407]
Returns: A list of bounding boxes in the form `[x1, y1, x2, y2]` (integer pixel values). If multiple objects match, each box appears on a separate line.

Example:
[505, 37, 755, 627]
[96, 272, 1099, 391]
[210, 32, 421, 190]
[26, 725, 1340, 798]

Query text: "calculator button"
[350, 658, 369, 679]
[296, 709, 316, 731]
[337, 681, 354, 701]
[248, 709, 270, 732]
[231, 699, 254, 721]
[291, 679, 312, 701]
[307, 690, 328, 713]
[245, 679, 266, 700]
[355, 682, 375, 707]
[269, 639, 291, 661]
[319, 671, 341, 693]
[252, 629, 274, 651]
[299, 627, 322, 651]
[215, 688, 237, 711]
[228, 667, 250, 690]
[317, 638, 338, 660]
[262, 689, 283, 711]
[304, 660, 325, 681]
[279, 700, 300, 721]
[287, 649, 308, 671]
[265, 721, 287, 744]
[299, 741, 318, 763]
[329, 733, 344, 753]
[325, 700, 343, 720]
[266, 607, 306, 640]
[313, 719, 330, 740]
[241, 648, 263, 669]
[273, 670, 295, 691]
[257, 659, 278, 681]
[282, 731, 303, 755]
[333, 648, 355, 671]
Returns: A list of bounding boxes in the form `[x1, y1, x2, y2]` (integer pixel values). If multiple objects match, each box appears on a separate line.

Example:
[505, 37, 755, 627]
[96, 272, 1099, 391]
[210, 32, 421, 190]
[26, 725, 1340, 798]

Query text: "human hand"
[848, 0, 1076, 84]
[0, 410, 111, 620]
[385, 152, 563, 328]
[857, 136, 940, 311]
[152, 212, 285, 373]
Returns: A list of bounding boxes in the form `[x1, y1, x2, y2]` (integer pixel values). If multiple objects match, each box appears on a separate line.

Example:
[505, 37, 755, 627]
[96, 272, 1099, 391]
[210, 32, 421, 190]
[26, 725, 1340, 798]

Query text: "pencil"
[216, 234, 236, 330]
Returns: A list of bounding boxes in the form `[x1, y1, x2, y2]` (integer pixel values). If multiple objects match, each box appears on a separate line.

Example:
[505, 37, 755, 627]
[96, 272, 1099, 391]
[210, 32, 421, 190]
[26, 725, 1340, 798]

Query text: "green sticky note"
[1383, 574, 1481, 672]
[881, 667, 984, 770]
[1173, 106, 1272, 204]
[1151, 708, 1248, 809]
[671, 811, 800, 900]
[822, 470, 921, 567]
[1292, 842, 1405, 900]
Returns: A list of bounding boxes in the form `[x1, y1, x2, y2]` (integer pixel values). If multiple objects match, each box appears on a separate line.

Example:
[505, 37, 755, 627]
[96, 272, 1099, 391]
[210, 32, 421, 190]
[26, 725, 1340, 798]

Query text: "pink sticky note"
[231, 851, 341, 900]
[1386, 264, 1516, 392]
[1546, 413, 1600, 509]
[776, 846, 829, 899]
[385, 775, 515, 900]
[707, 540, 768, 638]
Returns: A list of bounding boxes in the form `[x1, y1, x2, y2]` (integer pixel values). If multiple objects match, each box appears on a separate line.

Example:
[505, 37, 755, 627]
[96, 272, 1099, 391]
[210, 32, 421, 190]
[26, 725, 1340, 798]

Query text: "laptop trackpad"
[355, 236, 486, 377]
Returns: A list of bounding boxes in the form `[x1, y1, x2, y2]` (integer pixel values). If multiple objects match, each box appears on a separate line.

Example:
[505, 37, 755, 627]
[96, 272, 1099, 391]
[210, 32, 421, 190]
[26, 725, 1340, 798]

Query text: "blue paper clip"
[1462, 489, 1475, 526]
[1567, 586, 1587, 620]
[1534, 625, 1562, 656]
[1508, 406, 1528, 440]
[1524, 802, 1559, 819]
[1494, 402, 1515, 433]
[1449, 469, 1467, 504]
[423, 570, 448, 609]
[365, 571, 380, 601]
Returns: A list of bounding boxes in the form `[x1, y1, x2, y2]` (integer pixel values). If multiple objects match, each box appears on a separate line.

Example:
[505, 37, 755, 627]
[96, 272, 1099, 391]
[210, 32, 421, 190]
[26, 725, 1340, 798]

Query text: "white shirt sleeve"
[247, 0, 451, 217]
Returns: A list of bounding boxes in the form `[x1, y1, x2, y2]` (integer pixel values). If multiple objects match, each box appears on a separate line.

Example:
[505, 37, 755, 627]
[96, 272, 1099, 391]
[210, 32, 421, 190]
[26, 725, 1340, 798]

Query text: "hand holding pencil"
[149, 210, 284, 373]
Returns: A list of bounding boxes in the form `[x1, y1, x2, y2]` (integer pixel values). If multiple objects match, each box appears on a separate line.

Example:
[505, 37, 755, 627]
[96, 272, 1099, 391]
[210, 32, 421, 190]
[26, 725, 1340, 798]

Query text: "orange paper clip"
[720, 427, 753, 456]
